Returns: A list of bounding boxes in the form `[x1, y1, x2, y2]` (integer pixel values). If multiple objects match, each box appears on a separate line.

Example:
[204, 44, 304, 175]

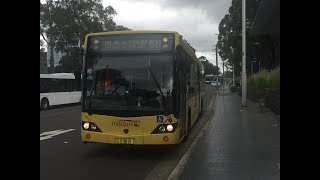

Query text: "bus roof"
[40, 73, 75, 79]
[86, 30, 179, 37]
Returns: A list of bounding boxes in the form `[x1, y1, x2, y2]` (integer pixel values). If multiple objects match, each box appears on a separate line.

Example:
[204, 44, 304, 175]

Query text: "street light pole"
[222, 61, 224, 85]
[214, 34, 219, 84]
[241, 0, 247, 106]
[216, 45, 219, 82]
[233, 64, 235, 86]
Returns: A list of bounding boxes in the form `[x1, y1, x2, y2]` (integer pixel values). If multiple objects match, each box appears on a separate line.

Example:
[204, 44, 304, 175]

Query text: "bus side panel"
[46, 92, 72, 106]
[70, 91, 82, 103]
[186, 94, 203, 129]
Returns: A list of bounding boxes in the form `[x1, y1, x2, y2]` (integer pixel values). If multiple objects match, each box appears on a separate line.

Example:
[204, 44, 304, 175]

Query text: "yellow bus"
[81, 30, 205, 145]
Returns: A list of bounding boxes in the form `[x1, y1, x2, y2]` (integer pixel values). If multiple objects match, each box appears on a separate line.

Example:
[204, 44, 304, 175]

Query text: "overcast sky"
[103, 0, 232, 69]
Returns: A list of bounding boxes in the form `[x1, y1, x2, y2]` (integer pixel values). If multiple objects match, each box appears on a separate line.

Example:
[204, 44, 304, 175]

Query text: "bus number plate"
[116, 138, 135, 144]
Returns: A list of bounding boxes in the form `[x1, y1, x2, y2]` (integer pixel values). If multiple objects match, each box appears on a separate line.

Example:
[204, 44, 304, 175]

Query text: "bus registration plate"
[116, 138, 135, 144]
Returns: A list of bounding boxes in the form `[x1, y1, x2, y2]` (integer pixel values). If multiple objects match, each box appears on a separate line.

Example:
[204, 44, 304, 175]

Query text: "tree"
[40, 0, 131, 73]
[199, 56, 220, 75]
[58, 47, 82, 72]
[217, 0, 260, 75]
[198, 56, 208, 61]
[224, 70, 233, 78]
[116, 25, 131, 31]
[40, 0, 61, 73]
[40, 48, 48, 73]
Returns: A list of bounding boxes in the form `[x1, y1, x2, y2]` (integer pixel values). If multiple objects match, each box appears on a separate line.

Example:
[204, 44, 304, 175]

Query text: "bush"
[248, 67, 280, 90]
[230, 85, 239, 92]
[269, 67, 280, 89]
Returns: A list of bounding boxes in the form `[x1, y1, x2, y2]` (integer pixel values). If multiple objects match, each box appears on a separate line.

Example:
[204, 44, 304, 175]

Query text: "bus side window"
[72, 79, 81, 91]
[186, 54, 195, 94]
[40, 78, 49, 93]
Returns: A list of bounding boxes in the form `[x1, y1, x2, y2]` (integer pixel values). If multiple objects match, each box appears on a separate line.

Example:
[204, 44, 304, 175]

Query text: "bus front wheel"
[41, 98, 49, 110]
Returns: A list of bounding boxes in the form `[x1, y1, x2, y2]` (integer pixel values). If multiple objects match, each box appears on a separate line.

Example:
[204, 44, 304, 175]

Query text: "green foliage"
[224, 70, 232, 78]
[201, 60, 220, 75]
[258, 99, 267, 112]
[40, 0, 130, 73]
[217, 0, 261, 75]
[40, 48, 48, 73]
[59, 48, 82, 72]
[198, 56, 207, 61]
[230, 85, 239, 92]
[268, 67, 280, 89]
[248, 67, 280, 90]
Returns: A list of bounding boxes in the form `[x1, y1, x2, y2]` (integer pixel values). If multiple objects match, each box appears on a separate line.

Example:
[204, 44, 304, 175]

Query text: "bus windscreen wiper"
[146, 65, 167, 110]
[88, 65, 109, 108]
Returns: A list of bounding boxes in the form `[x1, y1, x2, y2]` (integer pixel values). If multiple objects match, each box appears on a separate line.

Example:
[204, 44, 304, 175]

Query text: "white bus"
[204, 74, 215, 84]
[40, 73, 81, 109]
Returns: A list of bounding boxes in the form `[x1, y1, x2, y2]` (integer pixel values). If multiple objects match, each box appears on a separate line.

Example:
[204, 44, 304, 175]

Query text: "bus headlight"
[167, 124, 173, 132]
[91, 124, 97, 130]
[82, 122, 102, 132]
[83, 123, 90, 130]
[151, 123, 178, 134]
[159, 126, 166, 132]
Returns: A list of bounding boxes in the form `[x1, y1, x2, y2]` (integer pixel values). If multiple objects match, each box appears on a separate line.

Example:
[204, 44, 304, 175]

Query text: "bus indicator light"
[159, 126, 166, 132]
[163, 136, 169, 142]
[86, 134, 91, 139]
[91, 124, 97, 130]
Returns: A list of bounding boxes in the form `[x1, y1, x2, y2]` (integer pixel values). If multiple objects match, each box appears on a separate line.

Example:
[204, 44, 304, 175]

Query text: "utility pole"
[222, 61, 224, 85]
[241, 0, 247, 106]
[232, 64, 235, 86]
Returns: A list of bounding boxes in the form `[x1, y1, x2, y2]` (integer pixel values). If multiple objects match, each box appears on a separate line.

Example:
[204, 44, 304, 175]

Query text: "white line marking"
[40, 129, 76, 141]
[167, 120, 211, 180]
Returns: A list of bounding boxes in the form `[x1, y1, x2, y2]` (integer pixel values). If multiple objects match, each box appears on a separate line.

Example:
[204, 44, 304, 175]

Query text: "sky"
[103, 0, 232, 70]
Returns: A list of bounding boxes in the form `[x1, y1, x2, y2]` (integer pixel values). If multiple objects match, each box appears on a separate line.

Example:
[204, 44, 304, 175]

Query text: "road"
[40, 84, 217, 180]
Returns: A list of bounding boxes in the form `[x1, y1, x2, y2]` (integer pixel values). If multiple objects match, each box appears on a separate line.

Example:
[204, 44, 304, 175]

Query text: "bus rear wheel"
[41, 98, 49, 110]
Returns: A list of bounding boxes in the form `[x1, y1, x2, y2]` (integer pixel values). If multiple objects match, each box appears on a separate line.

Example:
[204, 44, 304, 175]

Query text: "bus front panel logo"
[112, 120, 140, 127]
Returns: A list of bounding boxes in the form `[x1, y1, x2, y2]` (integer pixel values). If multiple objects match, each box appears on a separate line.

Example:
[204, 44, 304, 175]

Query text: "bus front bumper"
[81, 129, 181, 145]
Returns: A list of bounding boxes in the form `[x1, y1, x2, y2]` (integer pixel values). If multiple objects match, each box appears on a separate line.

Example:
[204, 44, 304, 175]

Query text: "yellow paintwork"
[81, 113, 181, 144]
[81, 30, 205, 145]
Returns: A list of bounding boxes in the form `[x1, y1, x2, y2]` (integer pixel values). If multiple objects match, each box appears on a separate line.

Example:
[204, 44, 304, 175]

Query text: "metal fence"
[240, 87, 280, 114]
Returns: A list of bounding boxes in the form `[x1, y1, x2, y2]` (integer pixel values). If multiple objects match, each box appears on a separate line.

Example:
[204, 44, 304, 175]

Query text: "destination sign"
[88, 33, 174, 53]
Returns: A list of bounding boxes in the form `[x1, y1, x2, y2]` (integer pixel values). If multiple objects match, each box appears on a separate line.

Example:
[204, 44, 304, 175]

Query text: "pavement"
[179, 85, 280, 180]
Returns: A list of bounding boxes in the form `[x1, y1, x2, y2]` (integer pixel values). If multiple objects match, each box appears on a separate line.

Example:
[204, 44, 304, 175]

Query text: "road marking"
[40, 129, 75, 141]
[167, 120, 211, 180]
